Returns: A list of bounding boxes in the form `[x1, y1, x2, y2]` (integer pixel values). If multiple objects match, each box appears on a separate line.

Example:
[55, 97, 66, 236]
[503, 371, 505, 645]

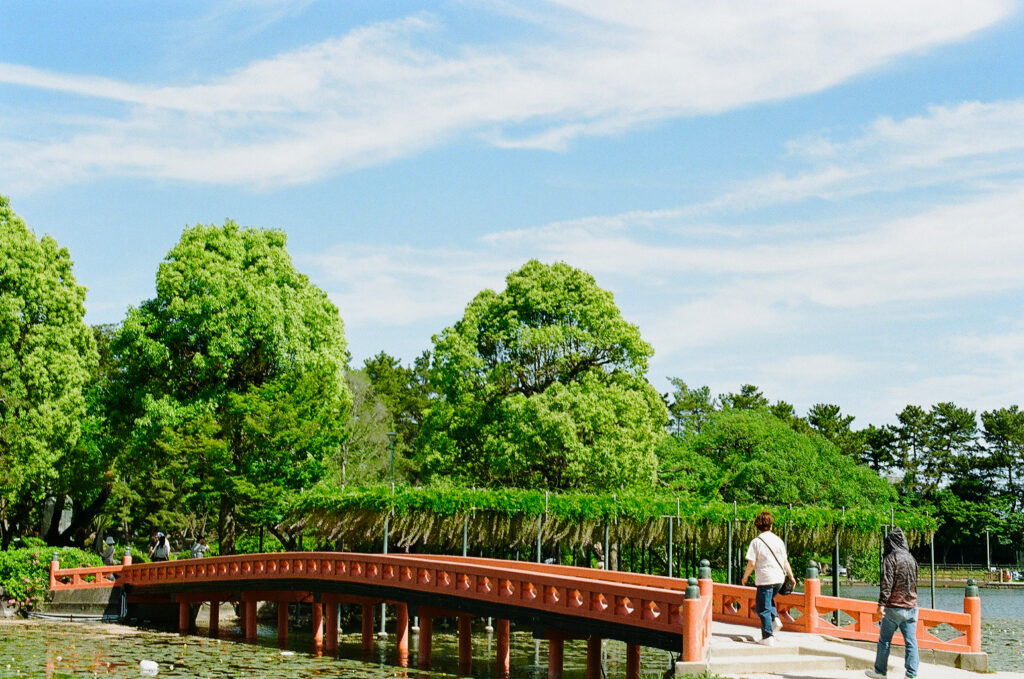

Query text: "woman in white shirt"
[741, 511, 794, 646]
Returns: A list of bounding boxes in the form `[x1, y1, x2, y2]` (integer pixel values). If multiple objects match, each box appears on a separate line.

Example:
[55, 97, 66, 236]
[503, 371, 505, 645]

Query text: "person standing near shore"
[866, 527, 919, 679]
[149, 532, 172, 562]
[741, 510, 795, 647]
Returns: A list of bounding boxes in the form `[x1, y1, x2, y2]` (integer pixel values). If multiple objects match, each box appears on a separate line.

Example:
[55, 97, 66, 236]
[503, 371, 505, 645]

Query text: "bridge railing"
[49, 552, 131, 590]
[46, 553, 981, 657]
[711, 563, 981, 653]
[48, 551, 712, 658]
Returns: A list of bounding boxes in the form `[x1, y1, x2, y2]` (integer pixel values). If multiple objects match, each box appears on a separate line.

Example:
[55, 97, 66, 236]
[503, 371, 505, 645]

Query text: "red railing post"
[964, 579, 982, 653]
[698, 560, 713, 599]
[122, 546, 132, 566]
[49, 553, 59, 590]
[803, 562, 821, 633]
[682, 578, 703, 662]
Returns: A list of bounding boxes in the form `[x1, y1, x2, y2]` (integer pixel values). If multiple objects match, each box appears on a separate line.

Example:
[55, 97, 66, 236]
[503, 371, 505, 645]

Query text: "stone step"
[709, 653, 848, 676]
[710, 642, 804, 657]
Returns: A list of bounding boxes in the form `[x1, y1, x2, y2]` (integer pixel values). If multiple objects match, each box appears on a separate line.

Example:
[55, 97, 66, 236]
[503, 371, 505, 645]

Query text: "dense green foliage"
[0, 197, 98, 549]
[0, 546, 101, 614]
[362, 350, 431, 474]
[419, 260, 667, 490]
[661, 408, 896, 507]
[106, 222, 351, 553]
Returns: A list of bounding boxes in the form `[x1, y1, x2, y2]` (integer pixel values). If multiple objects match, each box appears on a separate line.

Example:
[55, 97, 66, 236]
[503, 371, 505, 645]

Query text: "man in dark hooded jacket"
[866, 527, 918, 679]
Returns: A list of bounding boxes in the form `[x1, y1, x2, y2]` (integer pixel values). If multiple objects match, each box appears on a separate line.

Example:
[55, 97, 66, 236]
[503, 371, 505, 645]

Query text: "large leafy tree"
[419, 260, 667, 490]
[981, 406, 1024, 511]
[892, 405, 931, 495]
[109, 222, 350, 552]
[666, 378, 717, 436]
[0, 197, 97, 549]
[335, 370, 393, 488]
[923, 402, 978, 494]
[362, 350, 431, 477]
[682, 408, 896, 507]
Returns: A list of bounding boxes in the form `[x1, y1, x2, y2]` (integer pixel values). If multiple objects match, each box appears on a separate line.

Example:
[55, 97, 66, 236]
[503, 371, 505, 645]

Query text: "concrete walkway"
[679, 621, 1024, 679]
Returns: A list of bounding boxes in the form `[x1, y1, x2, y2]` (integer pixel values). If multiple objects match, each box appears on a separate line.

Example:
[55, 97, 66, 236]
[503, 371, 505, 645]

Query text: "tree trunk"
[268, 525, 297, 551]
[59, 484, 114, 548]
[218, 496, 236, 555]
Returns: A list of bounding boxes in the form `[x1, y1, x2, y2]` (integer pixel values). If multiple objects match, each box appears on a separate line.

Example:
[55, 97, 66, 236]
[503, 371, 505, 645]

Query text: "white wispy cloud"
[0, 1, 1013, 189]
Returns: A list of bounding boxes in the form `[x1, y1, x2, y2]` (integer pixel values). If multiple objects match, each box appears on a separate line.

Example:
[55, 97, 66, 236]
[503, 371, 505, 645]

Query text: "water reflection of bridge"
[49, 552, 982, 678]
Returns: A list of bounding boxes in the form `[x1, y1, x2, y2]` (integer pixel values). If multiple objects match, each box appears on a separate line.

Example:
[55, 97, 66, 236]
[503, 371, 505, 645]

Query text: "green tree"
[766, 400, 814, 435]
[0, 197, 97, 549]
[687, 408, 896, 507]
[109, 222, 350, 553]
[419, 260, 667, 490]
[40, 324, 122, 546]
[666, 378, 716, 436]
[893, 405, 931, 495]
[336, 370, 393, 487]
[981, 406, 1024, 511]
[859, 423, 896, 473]
[719, 384, 769, 411]
[362, 350, 431, 474]
[924, 402, 978, 495]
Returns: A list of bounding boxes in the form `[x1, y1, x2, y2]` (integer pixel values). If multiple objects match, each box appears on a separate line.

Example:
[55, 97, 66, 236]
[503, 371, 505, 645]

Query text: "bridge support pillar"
[325, 603, 339, 654]
[626, 644, 641, 679]
[585, 637, 602, 679]
[312, 603, 324, 653]
[417, 614, 433, 668]
[547, 631, 564, 679]
[396, 602, 409, 666]
[458, 615, 473, 674]
[277, 602, 289, 647]
[209, 600, 219, 638]
[495, 619, 510, 677]
[361, 604, 375, 655]
[178, 602, 190, 635]
[245, 599, 258, 642]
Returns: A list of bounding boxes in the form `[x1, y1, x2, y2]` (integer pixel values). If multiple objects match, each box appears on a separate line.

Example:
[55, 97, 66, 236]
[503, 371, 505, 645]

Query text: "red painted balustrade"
[48, 553, 982, 663]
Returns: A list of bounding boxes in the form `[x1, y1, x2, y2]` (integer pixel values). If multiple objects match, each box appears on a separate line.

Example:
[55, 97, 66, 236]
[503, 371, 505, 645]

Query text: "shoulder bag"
[758, 536, 796, 595]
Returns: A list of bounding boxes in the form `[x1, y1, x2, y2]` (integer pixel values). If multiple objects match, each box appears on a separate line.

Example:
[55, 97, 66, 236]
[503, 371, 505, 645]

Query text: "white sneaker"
[864, 670, 887, 679]
[772, 616, 783, 633]
[757, 636, 776, 647]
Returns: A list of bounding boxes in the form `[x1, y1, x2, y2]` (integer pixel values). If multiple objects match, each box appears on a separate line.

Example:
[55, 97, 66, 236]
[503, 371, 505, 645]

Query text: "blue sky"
[3, 1, 1023, 426]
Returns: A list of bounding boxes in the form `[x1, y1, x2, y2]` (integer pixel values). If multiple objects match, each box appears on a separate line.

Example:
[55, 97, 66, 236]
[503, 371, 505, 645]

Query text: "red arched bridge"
[49, 552, 981, 678]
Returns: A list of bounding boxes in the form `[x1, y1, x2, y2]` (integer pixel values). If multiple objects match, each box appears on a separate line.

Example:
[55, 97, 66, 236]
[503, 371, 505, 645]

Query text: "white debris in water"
[139, 659, 158, 675]
[280, 651, 295, 657]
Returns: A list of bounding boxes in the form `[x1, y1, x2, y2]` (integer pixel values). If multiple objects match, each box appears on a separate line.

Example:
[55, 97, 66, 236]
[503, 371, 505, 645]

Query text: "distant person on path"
[99, 536, 116, 566]
[190, 536, 209, 559]
[741, 510, 795, 647]
[149, 532, 172, 562]
[865, 527, 919, 679]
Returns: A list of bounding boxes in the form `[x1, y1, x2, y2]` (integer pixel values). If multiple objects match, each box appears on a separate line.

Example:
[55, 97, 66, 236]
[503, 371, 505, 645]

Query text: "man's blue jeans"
[755, 583, 782, 639]
[874, 606, 919, 677]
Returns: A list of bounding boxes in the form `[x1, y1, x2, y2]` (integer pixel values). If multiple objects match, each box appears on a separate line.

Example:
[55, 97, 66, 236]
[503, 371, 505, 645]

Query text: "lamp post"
[387, 432, 397, 491]
[380, 432, 398, 639]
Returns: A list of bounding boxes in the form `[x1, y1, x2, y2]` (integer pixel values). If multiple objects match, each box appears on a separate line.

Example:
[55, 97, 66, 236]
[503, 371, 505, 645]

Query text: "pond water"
[0, 618, 675, 679]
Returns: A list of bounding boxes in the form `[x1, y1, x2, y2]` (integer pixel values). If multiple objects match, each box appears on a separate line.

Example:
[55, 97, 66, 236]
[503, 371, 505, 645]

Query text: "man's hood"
[884, 526, 909, 554]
